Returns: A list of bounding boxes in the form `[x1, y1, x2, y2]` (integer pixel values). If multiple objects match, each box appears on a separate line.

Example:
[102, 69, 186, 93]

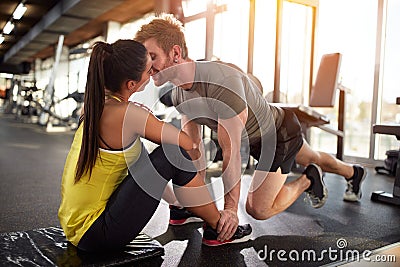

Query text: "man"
[134, 14, 366, 243]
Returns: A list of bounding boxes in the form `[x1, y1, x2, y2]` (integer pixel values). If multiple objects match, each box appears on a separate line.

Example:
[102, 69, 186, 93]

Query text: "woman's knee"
[150, 144, 196, 186]
[152, 144, 191, 162]
[148, 145, 177, 182]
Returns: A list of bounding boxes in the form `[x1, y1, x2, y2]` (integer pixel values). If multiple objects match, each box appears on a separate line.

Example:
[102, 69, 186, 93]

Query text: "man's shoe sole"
[311, 187, 328, 208]
[306, 163, 328, 209]
[343, 168, 367, 202]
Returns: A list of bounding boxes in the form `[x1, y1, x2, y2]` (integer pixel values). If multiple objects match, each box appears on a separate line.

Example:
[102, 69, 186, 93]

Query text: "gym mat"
[0, 226, 164, 266]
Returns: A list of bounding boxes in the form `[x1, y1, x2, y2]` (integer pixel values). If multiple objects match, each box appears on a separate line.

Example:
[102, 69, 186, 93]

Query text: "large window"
[375, 0, 400, 159]
[279, 1, 314, 104]
[182, 0, 207, 60]
[185, 17, 206, 60]
[311, 0, 379, 159]
[213, 0, 249, 71]
[252, 0, 276, 97]
[183, 0, 250, 69]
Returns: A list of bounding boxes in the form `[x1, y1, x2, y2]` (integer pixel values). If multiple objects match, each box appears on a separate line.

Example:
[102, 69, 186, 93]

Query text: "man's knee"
[297, 151, 321, 166]
[245, 202, 275, 220]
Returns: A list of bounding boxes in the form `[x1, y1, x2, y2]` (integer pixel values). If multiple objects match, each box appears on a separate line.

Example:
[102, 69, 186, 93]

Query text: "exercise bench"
[273, 53, 346, 160]
[371, 97, 400, 206]
[0, 226, 164, 266]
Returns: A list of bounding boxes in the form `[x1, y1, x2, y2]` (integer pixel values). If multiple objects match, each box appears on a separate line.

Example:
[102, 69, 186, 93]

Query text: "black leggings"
[77, 144, 197, 252]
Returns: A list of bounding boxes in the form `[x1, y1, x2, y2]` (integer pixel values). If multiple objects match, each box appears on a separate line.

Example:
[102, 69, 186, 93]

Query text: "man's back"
[171, 61, 284, 142]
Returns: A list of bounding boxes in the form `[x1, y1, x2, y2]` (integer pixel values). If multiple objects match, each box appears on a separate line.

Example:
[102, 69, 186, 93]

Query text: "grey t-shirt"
[171, 61, 284, 143]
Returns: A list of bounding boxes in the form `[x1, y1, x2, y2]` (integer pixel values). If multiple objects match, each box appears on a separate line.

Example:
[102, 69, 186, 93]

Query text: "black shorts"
[249, 109, 303, 174]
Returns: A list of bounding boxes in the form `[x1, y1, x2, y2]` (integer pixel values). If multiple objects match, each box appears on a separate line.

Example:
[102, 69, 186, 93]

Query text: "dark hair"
[75, 40, 148, 183]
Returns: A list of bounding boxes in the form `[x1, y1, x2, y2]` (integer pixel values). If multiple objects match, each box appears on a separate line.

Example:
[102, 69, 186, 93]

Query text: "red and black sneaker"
[202, 223, 252, 246]
[169, 205, 203, 225]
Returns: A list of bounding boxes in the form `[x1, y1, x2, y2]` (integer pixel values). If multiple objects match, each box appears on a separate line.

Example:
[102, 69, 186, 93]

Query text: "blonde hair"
[135, 13, 188, 59]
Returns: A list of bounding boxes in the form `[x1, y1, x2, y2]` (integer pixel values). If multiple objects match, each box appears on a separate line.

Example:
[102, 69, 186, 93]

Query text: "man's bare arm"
[216, 108, 248, 240]
[181, 115, 206, 177]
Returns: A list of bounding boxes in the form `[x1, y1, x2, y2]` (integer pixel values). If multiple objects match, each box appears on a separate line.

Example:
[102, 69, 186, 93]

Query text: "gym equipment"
[36, 90, 84, 130]
[0, 227, 164, 266]
[371, 123, 400, 206]
[273, 53, 346, 160]
[375, 149, 399, 176]
[14, 83, 40, 120]
[371, 96, 400, 205]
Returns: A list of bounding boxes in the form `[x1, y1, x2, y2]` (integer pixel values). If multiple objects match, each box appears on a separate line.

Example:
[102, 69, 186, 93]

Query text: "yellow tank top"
[58, 124, 142, 246]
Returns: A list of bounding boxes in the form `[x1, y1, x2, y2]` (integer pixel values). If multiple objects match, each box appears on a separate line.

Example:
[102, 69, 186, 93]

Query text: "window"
[185, 18, 206, 60]
[279, 1, 313, 104]
[311, 0, 379, 158]
[375, 0, 400, 159]
[252, 0, 277, 97]
[213, 0, 249, 71]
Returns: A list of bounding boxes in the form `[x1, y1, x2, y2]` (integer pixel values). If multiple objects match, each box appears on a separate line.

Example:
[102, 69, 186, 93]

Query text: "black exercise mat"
[0, 227, 164, 266]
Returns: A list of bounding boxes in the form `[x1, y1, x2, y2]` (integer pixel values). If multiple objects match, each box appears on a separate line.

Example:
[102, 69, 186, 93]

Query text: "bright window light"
[3, 21, 15, 34]
[0, 73, 13, 79]
[13, 3, 27, 20]
[0, 35, 4, 44]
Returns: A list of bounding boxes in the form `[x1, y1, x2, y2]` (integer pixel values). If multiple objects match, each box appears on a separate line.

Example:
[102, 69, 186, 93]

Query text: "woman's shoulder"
[104, 101, 129, 114]
[104, 100, 155, 123]
[101, 102, 128, 127]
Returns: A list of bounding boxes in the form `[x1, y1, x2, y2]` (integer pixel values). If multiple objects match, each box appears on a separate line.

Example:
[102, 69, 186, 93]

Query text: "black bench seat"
[371, 123, 400, 206]
[0, 227, 164, 266]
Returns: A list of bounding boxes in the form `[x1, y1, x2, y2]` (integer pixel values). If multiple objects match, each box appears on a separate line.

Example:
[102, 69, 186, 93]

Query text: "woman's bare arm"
[124, 103, 194, 151]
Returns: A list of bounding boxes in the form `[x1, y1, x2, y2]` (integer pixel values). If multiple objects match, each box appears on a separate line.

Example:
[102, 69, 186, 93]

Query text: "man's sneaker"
[169, 205, 203, 225]
[343, 165, 366, 202]
[202, 223, 252, 246]
[304, 163, 328, 209]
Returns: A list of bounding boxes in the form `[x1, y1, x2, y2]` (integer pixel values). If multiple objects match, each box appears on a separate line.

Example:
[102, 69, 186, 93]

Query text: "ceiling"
[0, 0, 155, 74]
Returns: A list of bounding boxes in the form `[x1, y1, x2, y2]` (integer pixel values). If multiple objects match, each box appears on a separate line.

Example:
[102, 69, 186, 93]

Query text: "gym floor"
[0, 112, 399, 266]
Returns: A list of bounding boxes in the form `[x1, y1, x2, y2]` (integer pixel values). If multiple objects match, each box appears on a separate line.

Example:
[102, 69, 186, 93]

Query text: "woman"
[58, 39, 251, 251]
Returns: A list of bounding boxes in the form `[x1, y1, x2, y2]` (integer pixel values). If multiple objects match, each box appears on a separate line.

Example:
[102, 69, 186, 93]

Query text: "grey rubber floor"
[1, 113, 399, 266]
